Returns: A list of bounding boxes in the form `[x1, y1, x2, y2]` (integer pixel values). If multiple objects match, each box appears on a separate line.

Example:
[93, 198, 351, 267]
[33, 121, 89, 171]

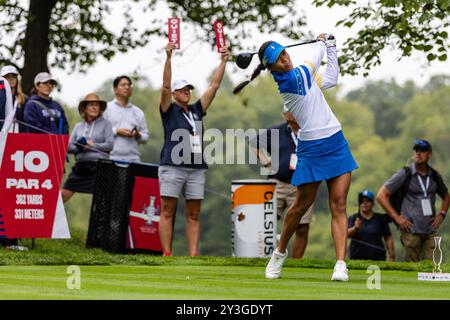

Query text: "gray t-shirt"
[384, 163, 448, 234]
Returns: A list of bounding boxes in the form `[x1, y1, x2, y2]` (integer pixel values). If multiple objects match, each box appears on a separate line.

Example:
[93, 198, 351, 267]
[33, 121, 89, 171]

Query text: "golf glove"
[325, 34, 336, 47]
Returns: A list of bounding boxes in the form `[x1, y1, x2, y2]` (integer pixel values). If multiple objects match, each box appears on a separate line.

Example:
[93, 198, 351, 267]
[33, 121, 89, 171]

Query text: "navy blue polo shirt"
[253, 122, 297, 183]
[348, 212, 391, 261]
[160, 100, 207, 169]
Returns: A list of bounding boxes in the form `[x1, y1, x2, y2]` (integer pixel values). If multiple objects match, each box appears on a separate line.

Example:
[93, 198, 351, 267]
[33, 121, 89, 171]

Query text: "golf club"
[235, 38, 326, 69]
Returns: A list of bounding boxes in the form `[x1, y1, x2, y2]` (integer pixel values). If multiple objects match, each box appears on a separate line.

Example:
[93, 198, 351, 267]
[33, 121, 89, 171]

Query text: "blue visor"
[261, 41, 286, 67]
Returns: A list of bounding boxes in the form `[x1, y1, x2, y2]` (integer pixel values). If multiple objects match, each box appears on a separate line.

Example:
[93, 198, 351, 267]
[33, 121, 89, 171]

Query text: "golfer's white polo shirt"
[272, 42, 341, 141]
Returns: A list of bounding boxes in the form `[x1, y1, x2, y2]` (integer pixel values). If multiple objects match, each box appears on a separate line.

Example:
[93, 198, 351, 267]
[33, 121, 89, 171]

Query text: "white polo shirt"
[272, 41, 341, 141]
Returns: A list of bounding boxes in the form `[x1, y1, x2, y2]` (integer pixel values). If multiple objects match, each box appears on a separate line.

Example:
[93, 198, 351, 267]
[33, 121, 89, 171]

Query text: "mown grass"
[0, 265, 449, 300]
[1, 230, 449, 300]
[1, 229, 449, 274]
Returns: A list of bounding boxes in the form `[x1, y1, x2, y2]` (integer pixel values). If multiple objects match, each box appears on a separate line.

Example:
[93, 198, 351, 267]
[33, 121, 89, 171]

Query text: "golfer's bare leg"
[292, 223, 310, 259]
[185, 199, 202, 256]
[278, 182, 320, 253]
[326, 172, 351, 261]
[159, 196, 178, 254]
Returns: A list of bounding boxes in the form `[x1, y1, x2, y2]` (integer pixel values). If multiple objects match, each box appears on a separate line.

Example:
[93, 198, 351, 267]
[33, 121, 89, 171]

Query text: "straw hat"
[78, 93, 107, 115]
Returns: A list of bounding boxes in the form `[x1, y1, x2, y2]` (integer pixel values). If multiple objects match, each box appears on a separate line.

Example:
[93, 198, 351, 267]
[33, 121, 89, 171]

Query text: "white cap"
[0, 65, 19, 77]
[34, 72, 58, 86]
[172, 79, 194, 92]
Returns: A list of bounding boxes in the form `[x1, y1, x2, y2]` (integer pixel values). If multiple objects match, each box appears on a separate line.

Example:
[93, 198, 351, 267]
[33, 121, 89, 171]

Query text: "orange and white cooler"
[231, 180, 277, 258]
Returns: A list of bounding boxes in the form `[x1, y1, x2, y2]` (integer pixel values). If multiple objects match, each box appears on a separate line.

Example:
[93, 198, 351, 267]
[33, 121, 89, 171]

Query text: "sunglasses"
[175, 88, 191, 93]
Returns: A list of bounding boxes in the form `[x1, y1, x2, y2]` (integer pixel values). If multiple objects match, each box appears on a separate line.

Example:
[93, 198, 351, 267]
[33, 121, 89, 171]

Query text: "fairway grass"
[0, 265, 449, 300]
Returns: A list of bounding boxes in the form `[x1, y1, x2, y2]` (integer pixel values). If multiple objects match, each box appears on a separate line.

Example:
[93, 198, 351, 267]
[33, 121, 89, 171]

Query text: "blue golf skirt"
[291, 130, 358, 186]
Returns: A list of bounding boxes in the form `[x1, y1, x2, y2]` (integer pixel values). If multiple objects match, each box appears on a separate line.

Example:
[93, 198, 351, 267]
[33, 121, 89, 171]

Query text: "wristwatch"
[440, 210, 447, 218]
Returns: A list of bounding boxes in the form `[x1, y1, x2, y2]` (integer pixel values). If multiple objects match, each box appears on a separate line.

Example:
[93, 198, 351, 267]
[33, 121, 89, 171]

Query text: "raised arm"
[200, 46, 229, 113]
[318, 41, 339, 90]
[160, 43, 177, 113]
[301, 34, 326, 83]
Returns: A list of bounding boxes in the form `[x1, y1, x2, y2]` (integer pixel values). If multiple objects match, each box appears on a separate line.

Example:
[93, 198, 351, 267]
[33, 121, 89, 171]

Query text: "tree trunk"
[22, 0, 58, 95]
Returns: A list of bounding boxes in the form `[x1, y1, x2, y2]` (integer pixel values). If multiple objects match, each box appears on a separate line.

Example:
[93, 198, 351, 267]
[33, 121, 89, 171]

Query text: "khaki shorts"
[400, 230, 435, 262]
[158, 165, 206, 200]
[273, 179, 313, 224]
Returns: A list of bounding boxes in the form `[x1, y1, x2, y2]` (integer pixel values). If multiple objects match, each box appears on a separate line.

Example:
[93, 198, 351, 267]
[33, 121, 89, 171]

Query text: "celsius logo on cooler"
[231, 180, 277, 258]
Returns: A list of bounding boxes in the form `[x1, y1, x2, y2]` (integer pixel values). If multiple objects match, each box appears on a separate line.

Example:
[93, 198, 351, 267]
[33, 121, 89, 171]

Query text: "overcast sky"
[49, 1, 450, 106]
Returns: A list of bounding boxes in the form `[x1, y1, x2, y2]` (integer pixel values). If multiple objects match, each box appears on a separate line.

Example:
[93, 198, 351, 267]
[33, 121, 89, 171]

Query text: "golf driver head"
[235, 52, 255, 69]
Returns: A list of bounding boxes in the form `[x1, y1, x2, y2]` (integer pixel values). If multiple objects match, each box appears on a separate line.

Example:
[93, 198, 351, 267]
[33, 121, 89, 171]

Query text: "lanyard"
[417, 175, 430, 198]
[182, 111, 197, 135]
[83, 121, 95, 139]
[290, 130, 298, 148]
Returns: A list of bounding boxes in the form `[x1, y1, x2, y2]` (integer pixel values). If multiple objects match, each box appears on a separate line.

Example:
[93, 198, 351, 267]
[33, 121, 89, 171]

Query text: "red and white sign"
[214, 21, 226, 52]
[126, 176, 162, 252]
[168, 18, 180, 49]
[0, 133, 70, 238]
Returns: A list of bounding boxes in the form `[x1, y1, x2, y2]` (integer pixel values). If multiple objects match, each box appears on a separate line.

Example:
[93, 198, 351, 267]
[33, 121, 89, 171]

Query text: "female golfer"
[234, 33, 358, 281]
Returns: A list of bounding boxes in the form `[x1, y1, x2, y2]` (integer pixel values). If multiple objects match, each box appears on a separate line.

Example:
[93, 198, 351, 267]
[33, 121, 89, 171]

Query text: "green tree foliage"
[423, 74, 450, 93]
[313, 0, 450, 76]
[397, 85, 450, 180]
[346, 80, 417, 138]
[0, 0, 307, 92]
[2, 0, 449, 91]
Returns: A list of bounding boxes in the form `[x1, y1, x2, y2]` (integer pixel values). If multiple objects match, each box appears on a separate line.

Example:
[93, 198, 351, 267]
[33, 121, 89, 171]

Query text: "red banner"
[214, 21, 226, 52]
[126, 176, 162, 252]
[168, 18, 180, 49]
[0, 133, 70, 238]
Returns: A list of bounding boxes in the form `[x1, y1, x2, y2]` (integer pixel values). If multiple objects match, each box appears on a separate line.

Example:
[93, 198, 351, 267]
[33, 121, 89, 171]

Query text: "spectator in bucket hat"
[61, 93, 113, 203]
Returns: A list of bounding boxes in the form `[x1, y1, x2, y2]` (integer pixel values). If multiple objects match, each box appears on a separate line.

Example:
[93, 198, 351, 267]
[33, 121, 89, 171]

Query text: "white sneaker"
[265, 248, 287, 279]
[331, 260, 349, 281]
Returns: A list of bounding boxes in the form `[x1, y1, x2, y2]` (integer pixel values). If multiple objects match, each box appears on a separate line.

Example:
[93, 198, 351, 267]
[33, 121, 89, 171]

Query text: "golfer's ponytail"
[233, 63, 266, 94]
[233, 41, 273, 95]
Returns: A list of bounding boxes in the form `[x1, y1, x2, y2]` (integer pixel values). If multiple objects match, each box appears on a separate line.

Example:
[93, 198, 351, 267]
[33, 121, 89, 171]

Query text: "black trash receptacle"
[86, 159, 131, 253]
[86, 159, 163, 255]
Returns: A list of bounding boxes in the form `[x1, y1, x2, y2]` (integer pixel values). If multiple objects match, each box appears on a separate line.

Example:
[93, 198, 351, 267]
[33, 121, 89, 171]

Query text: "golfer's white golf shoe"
[331, 260, 349, 281]
[265, 248, 287, 279]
